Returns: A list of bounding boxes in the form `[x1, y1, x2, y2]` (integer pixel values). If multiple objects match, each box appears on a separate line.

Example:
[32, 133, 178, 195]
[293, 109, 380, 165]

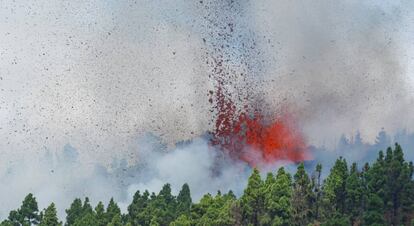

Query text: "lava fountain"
[199, 1, 311, 166]
[209, 84, 311, 167]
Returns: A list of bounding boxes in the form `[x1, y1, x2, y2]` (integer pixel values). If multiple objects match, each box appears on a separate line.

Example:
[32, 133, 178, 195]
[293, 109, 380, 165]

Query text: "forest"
[1, 143, 413, 226]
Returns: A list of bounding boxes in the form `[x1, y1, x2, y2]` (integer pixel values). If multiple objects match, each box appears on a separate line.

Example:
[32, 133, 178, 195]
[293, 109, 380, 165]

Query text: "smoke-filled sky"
[1, 0, 414, 217]
[1, 0, 414, 162]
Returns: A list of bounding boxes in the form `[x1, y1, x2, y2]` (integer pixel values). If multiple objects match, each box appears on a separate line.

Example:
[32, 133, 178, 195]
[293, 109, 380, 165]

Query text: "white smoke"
[0, 136, 252, 220]
[119, 138, 250, 209]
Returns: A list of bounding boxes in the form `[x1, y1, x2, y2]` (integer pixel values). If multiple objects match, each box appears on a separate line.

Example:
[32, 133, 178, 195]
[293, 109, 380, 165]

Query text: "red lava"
[210, 85, 311, 167]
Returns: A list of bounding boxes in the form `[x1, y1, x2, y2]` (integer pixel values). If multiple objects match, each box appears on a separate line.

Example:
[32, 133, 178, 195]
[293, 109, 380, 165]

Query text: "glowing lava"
[210, 86, 311, 167]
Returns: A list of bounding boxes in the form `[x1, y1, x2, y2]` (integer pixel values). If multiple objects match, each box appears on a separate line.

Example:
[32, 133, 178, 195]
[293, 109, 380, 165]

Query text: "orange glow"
[211, 86, 311, 166]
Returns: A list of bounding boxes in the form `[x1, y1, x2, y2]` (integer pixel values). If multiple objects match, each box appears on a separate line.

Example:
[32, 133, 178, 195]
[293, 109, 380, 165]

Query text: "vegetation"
[1, 143, 413, 226]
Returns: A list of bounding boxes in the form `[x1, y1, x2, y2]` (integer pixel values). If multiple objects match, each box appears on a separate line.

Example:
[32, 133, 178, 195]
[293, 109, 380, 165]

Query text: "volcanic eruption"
[209, 80, 311, 167]
[198, 0, 311, 166]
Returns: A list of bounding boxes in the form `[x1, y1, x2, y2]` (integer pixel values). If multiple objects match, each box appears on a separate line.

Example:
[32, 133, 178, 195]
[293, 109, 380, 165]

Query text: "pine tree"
[271, 167, 293, 226]
[81, 197, 93, 217]
[240, 168, 264, 225]
[345, 163, 364, 225]
[259, 172, 275, 225]
[106, 198, 121, 224]
[321, 157, 348, 221]
[39, 203, 61, 226]
[311, 163, 323, 223]
[65, 198, 83, 226]
[95, 201, 106, 226]
[151, 184, 177, 226]
[291, 163, 313, 226]
[8, 193, 41, 226]
[176, 183, 192, 216]
[383, 144, 414, 225]
[363, 150, 386, 226]
[402, 161, 414, 224]
[19, 193, 41, 225]
[128, 190, 151, 225]
[159, 184, 175, 206]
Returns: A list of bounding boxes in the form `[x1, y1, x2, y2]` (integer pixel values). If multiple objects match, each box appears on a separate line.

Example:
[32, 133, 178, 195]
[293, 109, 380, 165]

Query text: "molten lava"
[210, 86, 311, 166]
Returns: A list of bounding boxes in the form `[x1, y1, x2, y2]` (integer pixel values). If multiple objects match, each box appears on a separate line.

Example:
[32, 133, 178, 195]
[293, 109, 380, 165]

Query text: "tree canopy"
[1, 144, 413, 226]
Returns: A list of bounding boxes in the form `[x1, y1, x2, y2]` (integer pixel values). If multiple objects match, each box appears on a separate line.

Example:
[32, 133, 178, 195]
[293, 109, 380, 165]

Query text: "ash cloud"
[1, 0, 414, 159]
